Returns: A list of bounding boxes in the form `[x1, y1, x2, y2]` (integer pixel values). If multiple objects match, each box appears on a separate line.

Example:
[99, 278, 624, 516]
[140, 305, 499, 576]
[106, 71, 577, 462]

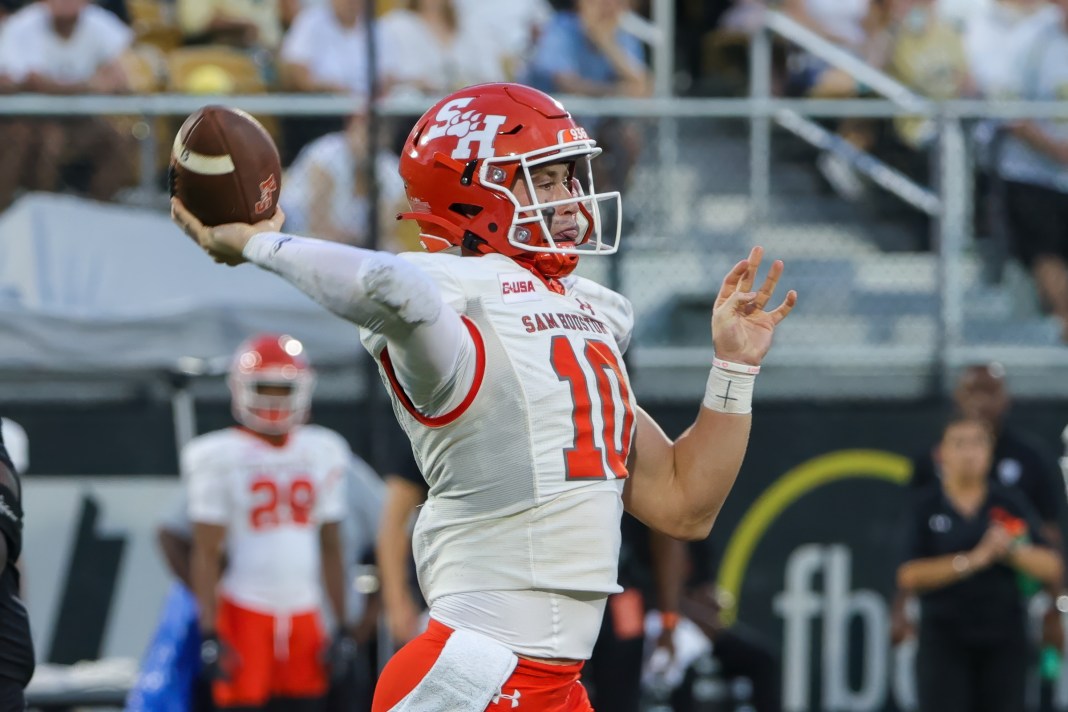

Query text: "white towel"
[389, 629, 519, 712]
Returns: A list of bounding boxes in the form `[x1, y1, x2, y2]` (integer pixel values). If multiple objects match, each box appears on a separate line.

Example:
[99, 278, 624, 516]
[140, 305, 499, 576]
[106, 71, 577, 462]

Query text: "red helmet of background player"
[228, 334, 316, 436]
[398, 83, 622, 279]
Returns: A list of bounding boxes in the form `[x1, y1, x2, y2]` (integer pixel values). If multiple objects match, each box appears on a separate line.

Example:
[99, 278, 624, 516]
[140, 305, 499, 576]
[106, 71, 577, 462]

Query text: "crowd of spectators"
[0, 0, 660, 250]
[704, 0, 1068, 337]
[0, 0, 1065, 327]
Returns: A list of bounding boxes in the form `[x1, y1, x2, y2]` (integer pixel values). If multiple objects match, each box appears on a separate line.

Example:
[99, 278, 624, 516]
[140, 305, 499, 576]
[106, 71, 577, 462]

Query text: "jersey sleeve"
[314, 430, 351, 524]
[182, 438, 232, 526]
[359, 252, 479, 418]
[358, 252, 469, 357]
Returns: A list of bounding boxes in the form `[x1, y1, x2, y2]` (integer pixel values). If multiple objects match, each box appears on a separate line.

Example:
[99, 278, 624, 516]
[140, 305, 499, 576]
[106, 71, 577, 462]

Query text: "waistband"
[426, 619, 585, 677]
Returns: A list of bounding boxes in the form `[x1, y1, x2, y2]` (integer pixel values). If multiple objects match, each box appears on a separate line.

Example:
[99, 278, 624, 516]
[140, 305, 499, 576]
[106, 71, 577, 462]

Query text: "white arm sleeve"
[243, 233, 475, 415]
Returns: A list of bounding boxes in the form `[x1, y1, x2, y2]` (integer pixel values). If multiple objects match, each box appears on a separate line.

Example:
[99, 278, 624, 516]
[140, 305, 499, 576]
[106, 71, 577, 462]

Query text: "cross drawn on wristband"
[714, 379, 738, 410]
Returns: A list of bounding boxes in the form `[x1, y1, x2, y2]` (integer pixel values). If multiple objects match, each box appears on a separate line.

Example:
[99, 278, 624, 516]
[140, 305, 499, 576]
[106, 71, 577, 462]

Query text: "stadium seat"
[120, 44, 167, 94]
[167, 46, 266, 94]
[127, 0, 183, 52]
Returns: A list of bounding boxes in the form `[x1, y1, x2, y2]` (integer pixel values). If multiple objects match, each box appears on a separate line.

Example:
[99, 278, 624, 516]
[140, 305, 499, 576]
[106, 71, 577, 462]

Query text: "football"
[169, 105, 281, 227]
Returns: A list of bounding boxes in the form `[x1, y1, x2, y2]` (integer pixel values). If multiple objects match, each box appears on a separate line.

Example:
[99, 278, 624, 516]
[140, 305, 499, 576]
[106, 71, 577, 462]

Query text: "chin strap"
[399, 211, 467, 245]
[514, 254, 569, 294]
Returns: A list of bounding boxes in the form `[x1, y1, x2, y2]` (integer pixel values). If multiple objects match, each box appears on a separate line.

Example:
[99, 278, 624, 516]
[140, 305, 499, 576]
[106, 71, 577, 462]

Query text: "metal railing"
[3, 85, 1068, 398]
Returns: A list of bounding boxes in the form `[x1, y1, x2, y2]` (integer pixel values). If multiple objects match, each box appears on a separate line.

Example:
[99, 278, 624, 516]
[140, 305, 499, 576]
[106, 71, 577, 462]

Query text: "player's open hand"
[712, 246, 797, 366]
[171, 198, 286, 267]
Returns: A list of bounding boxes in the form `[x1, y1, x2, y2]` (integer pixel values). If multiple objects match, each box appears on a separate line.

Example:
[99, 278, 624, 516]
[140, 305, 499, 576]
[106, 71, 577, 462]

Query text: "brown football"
[169, 105, 281, 227]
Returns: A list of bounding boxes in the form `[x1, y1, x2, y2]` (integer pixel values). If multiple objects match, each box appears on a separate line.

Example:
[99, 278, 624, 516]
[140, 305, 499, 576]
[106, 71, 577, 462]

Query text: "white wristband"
[703, 364, 756, 414]
[712, 357, 760, 375]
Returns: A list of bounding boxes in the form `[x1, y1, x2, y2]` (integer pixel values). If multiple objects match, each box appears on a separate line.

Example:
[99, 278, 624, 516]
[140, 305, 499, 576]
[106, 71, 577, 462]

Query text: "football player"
[0, 419, 33, 711]
[186, 334, 353, 711]
[173, 82, 797, 712]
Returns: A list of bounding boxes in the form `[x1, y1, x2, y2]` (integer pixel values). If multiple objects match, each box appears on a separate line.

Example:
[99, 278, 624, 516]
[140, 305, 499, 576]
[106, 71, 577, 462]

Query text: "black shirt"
[618, 516, 720, 602]
[0, 426, 34, 686]
[900, 483, 1046, 644]
[910, 426, 1064, 525]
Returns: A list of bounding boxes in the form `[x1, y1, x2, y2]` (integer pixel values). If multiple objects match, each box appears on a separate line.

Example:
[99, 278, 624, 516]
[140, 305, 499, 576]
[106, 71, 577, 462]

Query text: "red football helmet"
[228, 334, 316, 435]
[398, 83, 622, 278]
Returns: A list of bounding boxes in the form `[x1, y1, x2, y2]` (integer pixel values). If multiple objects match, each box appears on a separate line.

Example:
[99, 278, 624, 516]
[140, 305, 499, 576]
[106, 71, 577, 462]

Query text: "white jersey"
[361, 252, 636, 613]
[182, 425, 349, 613]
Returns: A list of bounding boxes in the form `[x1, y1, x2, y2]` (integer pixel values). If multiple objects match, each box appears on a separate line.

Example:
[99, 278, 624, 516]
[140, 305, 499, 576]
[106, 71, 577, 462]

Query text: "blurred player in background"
[172, 82, 796, 711]
[0, 419, 28, 474]
[186, 333, 354, 712]
[0, 418, 33, 711]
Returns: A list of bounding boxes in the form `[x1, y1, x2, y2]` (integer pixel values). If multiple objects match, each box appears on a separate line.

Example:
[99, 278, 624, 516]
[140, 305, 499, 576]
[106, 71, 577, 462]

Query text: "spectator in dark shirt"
[910, 363, 1065, 544]
[584, 513, 684, 712]
[898, 414, 1062, 712]
[0, 419, 33, 710]
[672, 535, 781, 712]
[895, 362, 1066, 653]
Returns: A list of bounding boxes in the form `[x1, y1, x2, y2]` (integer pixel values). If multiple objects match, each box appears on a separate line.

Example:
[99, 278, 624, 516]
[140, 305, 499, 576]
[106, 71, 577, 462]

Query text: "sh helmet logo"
[425, 97, 508, 160]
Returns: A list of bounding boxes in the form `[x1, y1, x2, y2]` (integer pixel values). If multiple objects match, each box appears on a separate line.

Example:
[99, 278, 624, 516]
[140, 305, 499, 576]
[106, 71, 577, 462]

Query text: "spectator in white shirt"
[279, 0, 376, 96]
[994, 2, 1068, 340]
[280, 113, 414, 251]
[452, 0, 551, 80]
[278, 0, 379, 163]
[378, 0, 506, 100]
[963, 0, 1057, 99]
[0, 0, 134, 210]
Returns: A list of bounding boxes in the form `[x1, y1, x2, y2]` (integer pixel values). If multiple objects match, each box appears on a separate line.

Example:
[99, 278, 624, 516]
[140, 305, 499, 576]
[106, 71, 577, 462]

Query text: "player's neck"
[237, 426, 290, 448]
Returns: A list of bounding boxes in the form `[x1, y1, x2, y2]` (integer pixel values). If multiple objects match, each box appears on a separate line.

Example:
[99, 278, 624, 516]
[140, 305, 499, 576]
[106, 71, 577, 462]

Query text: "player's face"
[256, 384, 293, 397]
[938, 420, 994, 484]
[243, 383, 297, 433]
[512, 163, 580, 247]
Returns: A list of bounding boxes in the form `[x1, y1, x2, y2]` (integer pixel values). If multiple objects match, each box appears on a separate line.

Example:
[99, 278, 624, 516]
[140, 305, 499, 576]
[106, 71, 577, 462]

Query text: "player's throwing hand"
[171, 197, 285, 267]
[712, 245, 797, 366]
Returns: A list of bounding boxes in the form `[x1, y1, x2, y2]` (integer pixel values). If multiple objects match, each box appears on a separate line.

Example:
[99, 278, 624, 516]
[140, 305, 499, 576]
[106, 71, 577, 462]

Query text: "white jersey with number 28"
[182, 425, 349, 613]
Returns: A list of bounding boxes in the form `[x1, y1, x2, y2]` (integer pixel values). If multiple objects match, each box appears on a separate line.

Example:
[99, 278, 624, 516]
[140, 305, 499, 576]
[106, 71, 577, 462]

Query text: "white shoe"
[817, 151, 866, 201]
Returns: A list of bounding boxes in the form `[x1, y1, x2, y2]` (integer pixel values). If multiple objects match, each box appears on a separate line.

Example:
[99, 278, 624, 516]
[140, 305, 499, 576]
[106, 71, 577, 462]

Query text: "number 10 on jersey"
[551, 335, 635, 480]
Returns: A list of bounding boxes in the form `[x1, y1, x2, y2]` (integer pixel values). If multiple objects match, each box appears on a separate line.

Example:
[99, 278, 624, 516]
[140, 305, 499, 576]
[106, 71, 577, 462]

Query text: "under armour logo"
[577, 299, 595, 315]
[270, 236, 291, 255]
[492, 688, 521, 708]
[425, 97, 508, 160]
